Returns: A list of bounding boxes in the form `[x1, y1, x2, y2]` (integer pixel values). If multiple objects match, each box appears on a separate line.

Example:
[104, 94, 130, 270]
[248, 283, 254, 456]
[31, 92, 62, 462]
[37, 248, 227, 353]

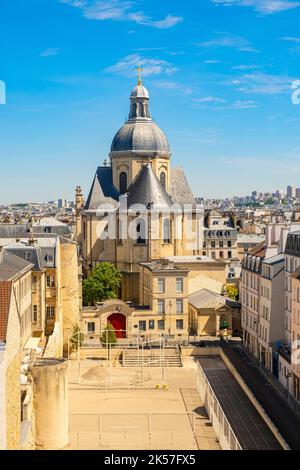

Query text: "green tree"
[226, 284, 239, 301]
[70, 324, 84, 352]
[83, 262, 122, 306]
[101, 322, 117, 346]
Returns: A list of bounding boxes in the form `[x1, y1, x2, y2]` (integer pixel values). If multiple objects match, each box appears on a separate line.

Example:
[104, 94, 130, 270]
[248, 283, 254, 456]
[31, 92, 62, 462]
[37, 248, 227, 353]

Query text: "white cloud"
[40, 48, 59, 57]
[232, 64, 259, 70]
[149, 15, 183, 29]
[281, 36, 300, 42]
[211, 0, 300, 14]
[230, 100, 258, 108]
[152, 80, 196, 95]
[197, 34, 259, 53]
[104, 54, 177, 77]
[222, 72, 292, 94]
[60, 1, 183, 28]
[194, 96, 226, 103]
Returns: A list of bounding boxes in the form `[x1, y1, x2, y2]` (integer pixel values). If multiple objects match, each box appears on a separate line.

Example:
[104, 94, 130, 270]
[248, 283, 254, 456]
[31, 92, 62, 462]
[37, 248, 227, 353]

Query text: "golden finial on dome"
[137, 65, 143, 85]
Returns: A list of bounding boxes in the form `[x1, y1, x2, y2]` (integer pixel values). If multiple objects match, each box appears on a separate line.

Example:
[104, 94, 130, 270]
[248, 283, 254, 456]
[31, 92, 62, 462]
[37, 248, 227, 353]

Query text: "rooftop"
[189, 288, 240, 310]
[167, 255, 221, 264]
[0, 250, 33, 281]
[141, 260, 189, 273]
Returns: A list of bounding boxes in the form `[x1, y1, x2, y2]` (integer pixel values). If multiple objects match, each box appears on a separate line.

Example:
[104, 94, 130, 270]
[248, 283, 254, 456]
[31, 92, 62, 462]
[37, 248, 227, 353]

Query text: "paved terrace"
[66, 359, 221, 450]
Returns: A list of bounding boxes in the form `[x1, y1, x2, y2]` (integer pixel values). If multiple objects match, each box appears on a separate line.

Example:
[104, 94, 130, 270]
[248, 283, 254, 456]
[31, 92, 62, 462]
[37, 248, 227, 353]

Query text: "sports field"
[66, 358, 220, 450]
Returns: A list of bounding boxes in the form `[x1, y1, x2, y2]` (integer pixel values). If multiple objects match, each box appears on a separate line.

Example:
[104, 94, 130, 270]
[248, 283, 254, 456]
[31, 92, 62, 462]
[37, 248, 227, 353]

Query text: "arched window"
[163, 218, 172, 244]
[160, 172, 166, 190]
[136, 219, 147, 244]
[119, 172, 127, 194]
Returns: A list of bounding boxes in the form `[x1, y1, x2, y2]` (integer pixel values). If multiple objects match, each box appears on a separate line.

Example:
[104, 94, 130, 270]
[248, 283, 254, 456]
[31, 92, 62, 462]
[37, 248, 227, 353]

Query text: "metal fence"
[196, 363, 242, 450]
[67, 412, 197, 450]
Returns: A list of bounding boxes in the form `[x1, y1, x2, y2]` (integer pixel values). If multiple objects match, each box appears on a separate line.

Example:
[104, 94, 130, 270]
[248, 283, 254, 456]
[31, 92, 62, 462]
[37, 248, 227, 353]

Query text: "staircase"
[122, 347, 182, 367]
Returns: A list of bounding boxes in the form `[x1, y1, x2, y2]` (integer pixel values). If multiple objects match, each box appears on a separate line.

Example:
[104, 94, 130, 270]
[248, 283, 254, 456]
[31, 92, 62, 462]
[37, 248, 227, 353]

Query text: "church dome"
[130, 84, 150, 99]
[111, 121, 170, 153]
[110, 80, 171, 156]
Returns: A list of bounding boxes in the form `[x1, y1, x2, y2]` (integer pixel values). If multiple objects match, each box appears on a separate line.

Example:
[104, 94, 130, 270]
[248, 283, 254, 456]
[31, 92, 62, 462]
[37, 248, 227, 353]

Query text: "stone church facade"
[76, 80, 204, 305]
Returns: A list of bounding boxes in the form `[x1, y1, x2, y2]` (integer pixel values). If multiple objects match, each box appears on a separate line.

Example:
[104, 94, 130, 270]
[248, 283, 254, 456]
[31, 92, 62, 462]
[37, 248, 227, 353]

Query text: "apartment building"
[2, 234, 81, 354]
[285, 231, 300, 399]
[203, 210, 238, 262]
[241, 224, 288, 363]
[241, 242, 266, 358]
[0, 248, 34, 449]
[258, 254, 284, 372]
[291, 267, 300, 400]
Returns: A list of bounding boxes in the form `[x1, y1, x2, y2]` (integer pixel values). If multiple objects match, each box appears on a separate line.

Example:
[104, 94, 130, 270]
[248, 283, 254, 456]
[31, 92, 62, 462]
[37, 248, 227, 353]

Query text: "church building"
[76, 77, 204, 304]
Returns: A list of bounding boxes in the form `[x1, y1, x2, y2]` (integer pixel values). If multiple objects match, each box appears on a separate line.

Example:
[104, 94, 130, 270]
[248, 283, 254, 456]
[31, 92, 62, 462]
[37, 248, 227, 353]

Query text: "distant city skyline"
[1, 0, 300, 203]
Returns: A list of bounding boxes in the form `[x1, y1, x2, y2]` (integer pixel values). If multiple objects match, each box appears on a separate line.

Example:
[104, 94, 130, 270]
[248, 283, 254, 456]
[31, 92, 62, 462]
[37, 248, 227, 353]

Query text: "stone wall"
[59, 241, 81, 354]
[44, 322, 63, 358]
[5, 352, 21, 449]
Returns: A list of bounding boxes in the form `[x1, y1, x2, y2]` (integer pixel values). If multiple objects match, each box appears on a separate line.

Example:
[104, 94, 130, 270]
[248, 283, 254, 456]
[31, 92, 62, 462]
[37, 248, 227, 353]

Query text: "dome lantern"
[110, 79, 170, 156]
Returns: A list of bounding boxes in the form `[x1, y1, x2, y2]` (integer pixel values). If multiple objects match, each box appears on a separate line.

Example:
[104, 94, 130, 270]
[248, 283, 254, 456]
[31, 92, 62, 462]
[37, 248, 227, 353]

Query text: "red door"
[107, 313, 126, 338]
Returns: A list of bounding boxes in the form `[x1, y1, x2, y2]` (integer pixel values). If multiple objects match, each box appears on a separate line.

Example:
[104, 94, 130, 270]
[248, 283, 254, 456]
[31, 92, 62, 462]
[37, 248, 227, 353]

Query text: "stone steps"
[122, 349, 182, 367]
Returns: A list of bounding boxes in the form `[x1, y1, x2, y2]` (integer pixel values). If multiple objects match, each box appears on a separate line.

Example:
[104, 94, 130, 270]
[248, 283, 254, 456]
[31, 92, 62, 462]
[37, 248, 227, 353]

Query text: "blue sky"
[1, 0, 300, 203]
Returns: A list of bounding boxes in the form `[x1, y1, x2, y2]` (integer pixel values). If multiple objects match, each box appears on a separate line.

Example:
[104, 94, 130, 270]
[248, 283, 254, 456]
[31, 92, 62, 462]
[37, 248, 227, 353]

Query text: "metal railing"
[68, 411, 197, 450]
[196, 363, 242, 450]
[221, 342, 300, 450]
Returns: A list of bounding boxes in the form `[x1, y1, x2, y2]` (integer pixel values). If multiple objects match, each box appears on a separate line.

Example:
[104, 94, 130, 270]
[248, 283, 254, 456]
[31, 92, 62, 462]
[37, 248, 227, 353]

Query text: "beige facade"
[203, 210, 238, 262]
[111, 154, 171, 194]
[0, 251, 34, 450]
[77, 81, 203, 306]
[81, 256, 228, 341]
[5, 236, 81, 355]
[80, 209, 204, 305]
[189, 288, 241, 337]
[291, 273, 300, 400]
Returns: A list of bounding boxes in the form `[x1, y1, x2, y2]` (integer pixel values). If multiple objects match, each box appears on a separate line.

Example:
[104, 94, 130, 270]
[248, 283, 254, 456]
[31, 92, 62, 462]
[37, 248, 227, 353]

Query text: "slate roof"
[0, 282, 12, 342]
[4, 245, 44, 270]
[4, 240, 57, 269]
[111, 121, 170, 153]
[263, 253, 284, 265]
[0, 250, 33, 281]
[285, 231, 300, 257]
[110, 81, 170, 155]
[0, 221, 70, 238]
[167, 255, 220, 264]
[189, 288, 240, 310]
[127, 164, 173, 209]
[169, 167, 196, 205]
[84, 166, 119, 211]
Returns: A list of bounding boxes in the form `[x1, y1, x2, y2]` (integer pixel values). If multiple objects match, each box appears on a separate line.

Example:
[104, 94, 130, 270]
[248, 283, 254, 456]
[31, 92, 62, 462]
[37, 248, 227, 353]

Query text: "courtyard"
[66, 358, 221, 450]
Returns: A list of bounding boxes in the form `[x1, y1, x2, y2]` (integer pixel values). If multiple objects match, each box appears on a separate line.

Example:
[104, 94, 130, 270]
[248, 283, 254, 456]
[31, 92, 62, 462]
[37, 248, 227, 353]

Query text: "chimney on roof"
[0, 246, 3, 263]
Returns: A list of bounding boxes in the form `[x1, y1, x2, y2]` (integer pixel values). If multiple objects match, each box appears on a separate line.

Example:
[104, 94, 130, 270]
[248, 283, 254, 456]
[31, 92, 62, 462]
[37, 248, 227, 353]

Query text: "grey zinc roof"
[0, 222, 70, 238]
[127, 164, 173, 209]
[0, 224, 30, 238]
[0, 250, 33, 281]
[169, 167, 195, 205]
[110, 121, 170, 153]
[4, 245, 44, 271]
[263, 253, 284, 265]
[130, 84, 149, 99]
[189, 288, 240, 310]
[84, 166, 119, 211]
